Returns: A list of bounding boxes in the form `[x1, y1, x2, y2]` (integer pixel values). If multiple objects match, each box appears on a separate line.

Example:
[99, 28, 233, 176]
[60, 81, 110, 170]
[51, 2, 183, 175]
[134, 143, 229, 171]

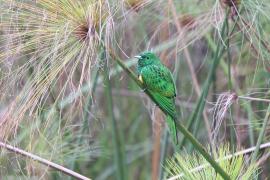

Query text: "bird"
[135, 52, 178, 144]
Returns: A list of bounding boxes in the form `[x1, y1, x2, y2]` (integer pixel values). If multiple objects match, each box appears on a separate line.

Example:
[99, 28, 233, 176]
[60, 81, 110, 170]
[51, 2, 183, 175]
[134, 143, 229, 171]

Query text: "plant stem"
[182, 9, 230, 148]
[159, 130, 169, 180]
[225, 12, 236, 149]
[251, 103, 270, 163]
[205, 11, 256, 147]
[175, 123, 231, 179]
[103, 50, 127, 180]
[69, 67, 100, 172]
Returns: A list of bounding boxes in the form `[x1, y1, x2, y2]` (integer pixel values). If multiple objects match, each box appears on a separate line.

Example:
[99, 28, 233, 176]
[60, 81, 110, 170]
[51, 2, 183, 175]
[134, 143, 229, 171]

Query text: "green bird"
[135, 52, 178, 144]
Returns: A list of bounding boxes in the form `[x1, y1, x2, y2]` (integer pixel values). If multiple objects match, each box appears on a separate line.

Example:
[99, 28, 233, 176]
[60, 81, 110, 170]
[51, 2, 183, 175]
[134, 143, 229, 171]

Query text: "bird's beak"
[134, 55, 141, 59]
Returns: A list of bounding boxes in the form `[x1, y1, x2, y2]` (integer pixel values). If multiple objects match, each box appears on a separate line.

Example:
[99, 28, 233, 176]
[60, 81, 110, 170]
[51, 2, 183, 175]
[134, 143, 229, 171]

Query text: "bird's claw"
[141, 88, 147, 92]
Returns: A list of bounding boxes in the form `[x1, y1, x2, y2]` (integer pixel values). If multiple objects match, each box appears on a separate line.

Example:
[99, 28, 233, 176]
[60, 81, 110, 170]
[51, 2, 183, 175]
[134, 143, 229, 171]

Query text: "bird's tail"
[166, 115, 178, 144]
[149, 91, 178, 144]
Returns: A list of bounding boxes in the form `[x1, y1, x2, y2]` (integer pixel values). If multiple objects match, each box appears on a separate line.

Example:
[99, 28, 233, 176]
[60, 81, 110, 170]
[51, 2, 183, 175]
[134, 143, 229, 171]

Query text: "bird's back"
[141, 64, 176, 98]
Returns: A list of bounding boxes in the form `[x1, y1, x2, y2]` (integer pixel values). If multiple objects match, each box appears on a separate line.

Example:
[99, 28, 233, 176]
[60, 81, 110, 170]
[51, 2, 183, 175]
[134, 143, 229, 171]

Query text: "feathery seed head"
[0, 0, 113, 139]
[74, 2, 109, 42]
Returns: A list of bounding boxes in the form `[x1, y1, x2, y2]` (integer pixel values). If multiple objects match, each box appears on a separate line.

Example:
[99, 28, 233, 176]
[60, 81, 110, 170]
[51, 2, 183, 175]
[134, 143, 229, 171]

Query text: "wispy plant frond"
[165, 144, 259, 180]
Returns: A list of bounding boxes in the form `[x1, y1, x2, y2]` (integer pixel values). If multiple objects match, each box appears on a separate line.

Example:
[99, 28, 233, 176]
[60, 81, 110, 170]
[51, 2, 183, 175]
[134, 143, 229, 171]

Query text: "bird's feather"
[141, 65, 176, 98]
[149, 91, 176, 118]
[150, 91, 178, 144]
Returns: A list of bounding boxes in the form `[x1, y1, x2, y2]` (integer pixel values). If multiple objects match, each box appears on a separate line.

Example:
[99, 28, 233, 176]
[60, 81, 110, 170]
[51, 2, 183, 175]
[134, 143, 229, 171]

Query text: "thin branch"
[0, 141, 91, 180]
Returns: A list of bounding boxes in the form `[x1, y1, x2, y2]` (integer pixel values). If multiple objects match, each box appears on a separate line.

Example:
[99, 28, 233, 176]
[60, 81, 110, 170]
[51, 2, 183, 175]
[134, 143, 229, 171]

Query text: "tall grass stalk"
[205, 29, 256, 147]
[225, 12, 236, 149]
[251, 104, 270, 163]
[103, 50, 127, 180]
[180, 9, 230, 148]
[69, 67, 100, 172]
[158, 131, 169, 180]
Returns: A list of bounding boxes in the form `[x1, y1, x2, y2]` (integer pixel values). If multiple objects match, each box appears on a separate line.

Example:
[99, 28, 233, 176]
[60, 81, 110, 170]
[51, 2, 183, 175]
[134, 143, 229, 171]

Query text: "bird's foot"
[141, 88, 147, 92]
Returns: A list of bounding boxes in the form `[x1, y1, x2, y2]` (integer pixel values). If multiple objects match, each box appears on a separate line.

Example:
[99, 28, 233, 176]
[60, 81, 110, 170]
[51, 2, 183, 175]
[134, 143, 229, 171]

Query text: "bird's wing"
[149, 91, 177, 118]
[141, 65, 176, 98]
[149, 91, 178, 144]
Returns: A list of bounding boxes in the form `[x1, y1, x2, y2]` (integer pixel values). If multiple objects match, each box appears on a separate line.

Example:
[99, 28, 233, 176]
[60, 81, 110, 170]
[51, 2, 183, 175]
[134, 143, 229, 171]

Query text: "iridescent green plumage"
[136, 52, 178, 144]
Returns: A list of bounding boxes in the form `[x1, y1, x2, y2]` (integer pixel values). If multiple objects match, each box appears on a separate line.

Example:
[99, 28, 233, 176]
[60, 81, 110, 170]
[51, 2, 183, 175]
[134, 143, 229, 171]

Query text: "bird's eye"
[146, 57, 149, 59]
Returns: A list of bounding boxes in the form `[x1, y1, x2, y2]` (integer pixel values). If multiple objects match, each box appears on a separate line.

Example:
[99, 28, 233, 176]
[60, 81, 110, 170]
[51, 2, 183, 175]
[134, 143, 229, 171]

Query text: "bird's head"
[135, 52, 160, 68]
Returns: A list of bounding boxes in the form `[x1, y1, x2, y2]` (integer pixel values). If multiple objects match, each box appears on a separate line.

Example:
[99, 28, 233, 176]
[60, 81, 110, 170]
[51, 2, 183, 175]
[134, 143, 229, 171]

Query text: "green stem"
[182, 9, 230, 147]
[205, 27, 255, 147]
[246, 104, 255, 146]
[186, 43, 225, 150]
[159, 131, 169, 180]
[69, 67, 100, 173]
[187, 8, 242, 149]
[225, 12, 236, 150]
[226, 17, 232, 91]
[175, 122, 230, 179]
[104, 51, 127, 180]
[251, 103, 270, 163]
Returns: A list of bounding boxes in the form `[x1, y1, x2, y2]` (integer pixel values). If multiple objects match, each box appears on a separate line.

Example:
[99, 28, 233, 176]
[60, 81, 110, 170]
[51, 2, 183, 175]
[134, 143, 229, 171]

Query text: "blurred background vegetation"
[0, 0, 270, 179]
